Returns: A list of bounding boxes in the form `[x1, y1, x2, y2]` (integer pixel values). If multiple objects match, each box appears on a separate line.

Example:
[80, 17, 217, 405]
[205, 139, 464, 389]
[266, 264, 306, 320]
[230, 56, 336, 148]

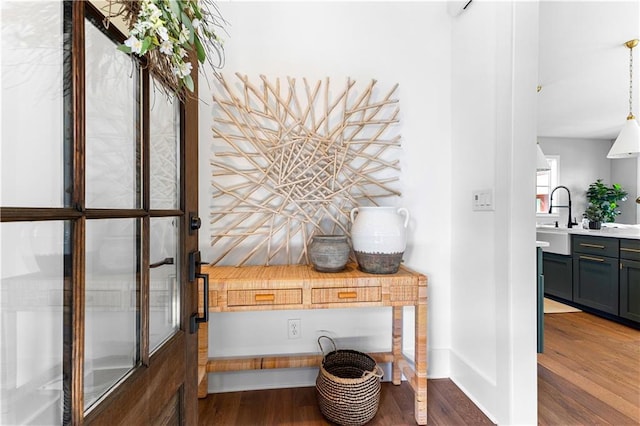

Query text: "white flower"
[173, 61, 192, 78]
[177, 47, 187, 58]
[124, 35, 143, 54]
[147, 4, 162, 22]
[179, 24, 190, 44]
[156, 26, 169, 42]
[192, 18, 201, 30]
[159, 40, 173, 55]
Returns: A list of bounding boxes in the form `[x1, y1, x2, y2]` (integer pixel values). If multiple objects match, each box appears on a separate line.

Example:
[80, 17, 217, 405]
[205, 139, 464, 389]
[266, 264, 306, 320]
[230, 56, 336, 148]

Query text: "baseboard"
[449, 349, 499, 424]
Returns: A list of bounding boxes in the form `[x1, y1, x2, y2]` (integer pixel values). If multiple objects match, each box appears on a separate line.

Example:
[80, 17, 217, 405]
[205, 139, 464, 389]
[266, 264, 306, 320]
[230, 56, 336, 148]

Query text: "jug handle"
[350, 207, 359, 223]
[397, 208, 410, 228]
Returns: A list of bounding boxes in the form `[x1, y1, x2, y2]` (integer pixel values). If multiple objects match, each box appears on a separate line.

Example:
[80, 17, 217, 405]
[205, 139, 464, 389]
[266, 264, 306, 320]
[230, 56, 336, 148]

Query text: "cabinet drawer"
[227, 289, 302, 307]
[620, 239, 640, 261]
[311, 286, 381, 304]
[572, 235, 618, 258]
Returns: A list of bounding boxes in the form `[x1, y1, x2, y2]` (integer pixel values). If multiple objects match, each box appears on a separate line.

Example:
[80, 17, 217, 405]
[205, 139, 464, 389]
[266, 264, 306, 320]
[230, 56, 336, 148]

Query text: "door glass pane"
[85, 18, 139, 209]
[149, 217, 180, 352]
[85, 218, 139, 410]
[1, 221, 66, 425]
[150, 83, 180, 210]
[1, 1, 65, 208]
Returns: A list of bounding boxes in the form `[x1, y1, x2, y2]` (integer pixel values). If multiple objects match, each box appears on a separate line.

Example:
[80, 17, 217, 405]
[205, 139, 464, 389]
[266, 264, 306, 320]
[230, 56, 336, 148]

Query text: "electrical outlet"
[288, 319, 301, 339]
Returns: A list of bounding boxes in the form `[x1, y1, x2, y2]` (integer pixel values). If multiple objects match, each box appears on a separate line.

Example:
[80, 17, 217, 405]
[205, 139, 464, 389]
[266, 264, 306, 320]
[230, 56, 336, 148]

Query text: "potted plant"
[583, 179, 628, 229]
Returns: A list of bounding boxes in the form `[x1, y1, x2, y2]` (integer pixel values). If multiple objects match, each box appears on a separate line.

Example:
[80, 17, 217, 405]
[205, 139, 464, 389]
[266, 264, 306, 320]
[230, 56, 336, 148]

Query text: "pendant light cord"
[629, 44, 635, 119]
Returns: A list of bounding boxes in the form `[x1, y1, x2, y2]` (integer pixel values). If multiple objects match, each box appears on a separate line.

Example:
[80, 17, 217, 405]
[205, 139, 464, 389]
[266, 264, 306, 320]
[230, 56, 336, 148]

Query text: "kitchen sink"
[536, 228, 571, 255]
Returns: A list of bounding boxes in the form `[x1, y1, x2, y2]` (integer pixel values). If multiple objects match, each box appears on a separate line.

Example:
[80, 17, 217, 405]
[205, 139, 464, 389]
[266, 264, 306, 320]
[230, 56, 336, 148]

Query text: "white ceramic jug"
[350, 206, 410, 254]
[350, 207, 409, 274]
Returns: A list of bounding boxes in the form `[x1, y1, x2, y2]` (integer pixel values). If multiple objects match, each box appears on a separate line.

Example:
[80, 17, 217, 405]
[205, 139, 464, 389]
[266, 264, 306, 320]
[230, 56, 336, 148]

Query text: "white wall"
[198, 2, 538, 424]
[450, 2, 538, 424]
[539, 137, 638, 225]
[198, 0, 453, 388]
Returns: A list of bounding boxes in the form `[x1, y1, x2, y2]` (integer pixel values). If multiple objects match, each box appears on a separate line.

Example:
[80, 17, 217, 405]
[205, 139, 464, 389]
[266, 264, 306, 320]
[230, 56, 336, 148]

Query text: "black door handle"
[190, 272, 209, 333]
[149, 257, 174, 269]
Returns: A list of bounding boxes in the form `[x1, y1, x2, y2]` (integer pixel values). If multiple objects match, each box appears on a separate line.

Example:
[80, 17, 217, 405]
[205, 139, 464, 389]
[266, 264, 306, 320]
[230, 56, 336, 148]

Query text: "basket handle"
[317, 335, 337, 356]
[362, 365, 384, 379]
[373, 365, 384, 378]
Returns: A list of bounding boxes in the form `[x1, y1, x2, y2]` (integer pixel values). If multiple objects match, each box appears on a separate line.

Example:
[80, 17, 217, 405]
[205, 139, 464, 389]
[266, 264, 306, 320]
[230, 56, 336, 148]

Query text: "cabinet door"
[573, 254, 619, 314]
[620, 259, 640, 323]
[543, 253, 573, 300]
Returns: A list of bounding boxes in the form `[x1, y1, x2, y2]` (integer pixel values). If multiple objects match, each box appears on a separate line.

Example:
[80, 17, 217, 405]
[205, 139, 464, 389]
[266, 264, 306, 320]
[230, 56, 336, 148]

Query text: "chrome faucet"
[548, 185, 575, 228]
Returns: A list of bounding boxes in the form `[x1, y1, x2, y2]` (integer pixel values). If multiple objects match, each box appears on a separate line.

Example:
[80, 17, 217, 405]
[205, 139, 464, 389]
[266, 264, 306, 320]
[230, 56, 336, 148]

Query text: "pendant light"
[536, 142, 550, 171]
[607, 39, 640, 159]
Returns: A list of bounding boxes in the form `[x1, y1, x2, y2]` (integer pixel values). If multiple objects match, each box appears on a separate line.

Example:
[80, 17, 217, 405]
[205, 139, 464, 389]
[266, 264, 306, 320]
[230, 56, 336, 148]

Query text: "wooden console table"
[197, 263, 428, 425]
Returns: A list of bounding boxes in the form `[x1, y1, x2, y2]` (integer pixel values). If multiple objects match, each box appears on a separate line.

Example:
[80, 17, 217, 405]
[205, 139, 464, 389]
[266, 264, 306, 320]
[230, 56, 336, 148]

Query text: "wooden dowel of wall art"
[210, 213, 277, 265]
[312, 78, 356, 134]
[235, 217, 291, 266]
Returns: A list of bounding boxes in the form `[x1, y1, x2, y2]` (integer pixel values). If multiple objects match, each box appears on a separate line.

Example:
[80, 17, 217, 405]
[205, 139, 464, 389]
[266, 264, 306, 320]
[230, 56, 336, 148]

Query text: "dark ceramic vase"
[308, 235, 350, 272]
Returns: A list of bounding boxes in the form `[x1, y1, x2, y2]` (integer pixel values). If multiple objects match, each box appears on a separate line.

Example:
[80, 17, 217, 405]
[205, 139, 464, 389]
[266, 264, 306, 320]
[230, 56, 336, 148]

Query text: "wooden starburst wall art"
[208, 73, 402, 266]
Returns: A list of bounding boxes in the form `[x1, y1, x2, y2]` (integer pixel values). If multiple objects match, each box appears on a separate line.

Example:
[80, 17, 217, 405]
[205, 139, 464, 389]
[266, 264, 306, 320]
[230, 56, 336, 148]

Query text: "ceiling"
[537, 0, 640, 140]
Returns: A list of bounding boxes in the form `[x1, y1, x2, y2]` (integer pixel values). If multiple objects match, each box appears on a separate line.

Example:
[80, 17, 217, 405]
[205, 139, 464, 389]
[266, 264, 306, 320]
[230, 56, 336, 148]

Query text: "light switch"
[472, 189, 494, 211]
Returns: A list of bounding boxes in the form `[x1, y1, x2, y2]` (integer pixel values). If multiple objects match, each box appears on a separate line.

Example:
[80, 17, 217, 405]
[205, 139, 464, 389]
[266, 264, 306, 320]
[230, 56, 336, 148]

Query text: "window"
[536, 156, 559, 215]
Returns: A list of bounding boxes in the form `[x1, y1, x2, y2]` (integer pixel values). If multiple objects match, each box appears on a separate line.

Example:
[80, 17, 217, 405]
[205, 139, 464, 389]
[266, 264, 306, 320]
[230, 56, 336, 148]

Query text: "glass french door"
[1, 1, 200, 424]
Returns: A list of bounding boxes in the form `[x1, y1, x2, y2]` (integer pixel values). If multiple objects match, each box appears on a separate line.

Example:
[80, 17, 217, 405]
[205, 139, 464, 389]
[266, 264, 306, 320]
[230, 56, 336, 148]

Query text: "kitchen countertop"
[536, 224, 640, 240]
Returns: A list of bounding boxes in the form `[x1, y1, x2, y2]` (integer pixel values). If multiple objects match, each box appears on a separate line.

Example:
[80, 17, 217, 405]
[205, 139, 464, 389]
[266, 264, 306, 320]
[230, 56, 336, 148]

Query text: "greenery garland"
[107, 0, 225, 99]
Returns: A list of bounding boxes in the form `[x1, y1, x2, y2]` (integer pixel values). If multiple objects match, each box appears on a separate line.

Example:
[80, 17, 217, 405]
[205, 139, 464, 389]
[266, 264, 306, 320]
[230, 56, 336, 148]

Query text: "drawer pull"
[255, 294, 275, 302]
[620, 247, 640, 253]
[580, 243, 605, 249]
[580, 255, 604, 263]
[338, 291, 358, 299]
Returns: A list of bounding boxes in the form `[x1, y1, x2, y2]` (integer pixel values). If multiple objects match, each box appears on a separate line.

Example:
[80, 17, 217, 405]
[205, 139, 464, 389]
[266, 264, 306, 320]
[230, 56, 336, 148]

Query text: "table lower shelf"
[201, 351, 426, 424]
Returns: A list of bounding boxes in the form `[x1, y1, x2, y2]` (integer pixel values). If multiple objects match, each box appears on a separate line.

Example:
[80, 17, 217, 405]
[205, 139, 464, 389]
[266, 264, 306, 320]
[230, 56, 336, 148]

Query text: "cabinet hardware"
[620, 262, 623, 270]
[579, 255, 604, 262]
[338, 291, 358, 299]
[579, 243, 605, 249]
[620, 247, 640, 253]
[255, 294, 275, 302]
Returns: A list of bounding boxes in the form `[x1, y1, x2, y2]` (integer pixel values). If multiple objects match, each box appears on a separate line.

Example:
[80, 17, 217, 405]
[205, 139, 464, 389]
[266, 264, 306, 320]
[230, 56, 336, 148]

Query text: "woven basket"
[316, 336, 383, 426]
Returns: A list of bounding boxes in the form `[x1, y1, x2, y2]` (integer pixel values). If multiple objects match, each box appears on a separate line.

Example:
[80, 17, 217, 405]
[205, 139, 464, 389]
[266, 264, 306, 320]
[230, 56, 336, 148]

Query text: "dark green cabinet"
[572, 235, 619, 315]
[537, 247, 544, 353]
[573, 254, 619, 314]
[620, 239, 640, 322]
[543, 252, 572, 300]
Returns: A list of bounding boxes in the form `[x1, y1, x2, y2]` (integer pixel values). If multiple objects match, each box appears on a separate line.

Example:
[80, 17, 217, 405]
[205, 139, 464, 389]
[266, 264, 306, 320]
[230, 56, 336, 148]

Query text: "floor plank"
[538, 312, 640, 425]
[198, 311, 640, 425]
[198, 380, 494, 425]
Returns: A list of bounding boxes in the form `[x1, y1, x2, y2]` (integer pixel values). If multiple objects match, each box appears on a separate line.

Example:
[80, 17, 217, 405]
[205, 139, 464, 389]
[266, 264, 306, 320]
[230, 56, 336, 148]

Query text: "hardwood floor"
[198, 312, 639, 425]
[198, 379, 493, 425]
[538, 312, 640, 425]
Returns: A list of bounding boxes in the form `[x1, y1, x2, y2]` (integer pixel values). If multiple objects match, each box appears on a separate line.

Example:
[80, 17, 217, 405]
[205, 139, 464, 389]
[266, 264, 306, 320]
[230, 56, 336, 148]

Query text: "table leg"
[414, 298, 428, 425]
[392, 306, 403, 385]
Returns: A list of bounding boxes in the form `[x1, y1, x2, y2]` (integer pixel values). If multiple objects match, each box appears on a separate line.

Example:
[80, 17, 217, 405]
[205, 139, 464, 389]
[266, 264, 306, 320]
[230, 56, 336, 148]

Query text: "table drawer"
[227, 289, 302, 307]
[620, 239, 640, 261]
[311, 286, 381, 304]
[572, 235, 618, 257]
